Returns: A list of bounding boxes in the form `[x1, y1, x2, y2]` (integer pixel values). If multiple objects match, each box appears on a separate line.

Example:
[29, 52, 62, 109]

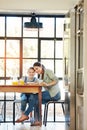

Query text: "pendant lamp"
[24, 13, 43, 29]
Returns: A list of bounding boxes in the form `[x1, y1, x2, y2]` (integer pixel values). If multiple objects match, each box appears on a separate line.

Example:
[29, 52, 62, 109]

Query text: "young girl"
[16, 67, 38, 123]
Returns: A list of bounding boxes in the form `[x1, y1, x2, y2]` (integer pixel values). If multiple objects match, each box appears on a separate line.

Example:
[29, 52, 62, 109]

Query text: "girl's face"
[28, 69, 35, 78]
[34, 66, 42, 74]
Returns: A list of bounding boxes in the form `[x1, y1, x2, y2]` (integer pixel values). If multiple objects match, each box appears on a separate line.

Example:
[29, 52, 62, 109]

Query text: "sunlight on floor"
[0, 122, 70, 130]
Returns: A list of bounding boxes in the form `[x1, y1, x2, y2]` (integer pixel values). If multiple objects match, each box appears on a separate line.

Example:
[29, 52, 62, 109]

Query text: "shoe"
[16, 115, 29, 123]
[31, 121, 42, 126]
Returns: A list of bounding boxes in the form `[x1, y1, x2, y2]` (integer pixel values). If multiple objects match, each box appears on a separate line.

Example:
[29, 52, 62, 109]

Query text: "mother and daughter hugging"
[16, 61, 61, 126]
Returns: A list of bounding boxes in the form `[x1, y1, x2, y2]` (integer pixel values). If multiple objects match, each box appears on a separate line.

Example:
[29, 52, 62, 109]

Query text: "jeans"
[42, 90, 61, 104]
[21, 94, 36, 116]
[34, 90, 61, 120]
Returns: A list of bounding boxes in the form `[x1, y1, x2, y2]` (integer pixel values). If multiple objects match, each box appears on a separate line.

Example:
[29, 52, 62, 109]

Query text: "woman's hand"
[39, 80, 57, 87]
[39, 82, 48, 86]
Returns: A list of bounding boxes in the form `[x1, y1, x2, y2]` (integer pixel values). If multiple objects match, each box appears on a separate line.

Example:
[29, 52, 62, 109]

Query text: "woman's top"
[40, 68, 60, 97]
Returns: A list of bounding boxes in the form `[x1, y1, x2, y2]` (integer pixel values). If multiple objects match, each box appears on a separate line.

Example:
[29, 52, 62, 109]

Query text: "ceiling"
[0, 0, 79, 14]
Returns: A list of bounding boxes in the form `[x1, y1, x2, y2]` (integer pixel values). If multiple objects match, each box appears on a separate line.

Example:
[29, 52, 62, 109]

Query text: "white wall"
[83, 0, 87, 129]
[0, 0, 79, 14]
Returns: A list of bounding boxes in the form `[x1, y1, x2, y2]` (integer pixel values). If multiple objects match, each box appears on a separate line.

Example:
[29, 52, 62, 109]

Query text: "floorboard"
[0, 122, 70, 130]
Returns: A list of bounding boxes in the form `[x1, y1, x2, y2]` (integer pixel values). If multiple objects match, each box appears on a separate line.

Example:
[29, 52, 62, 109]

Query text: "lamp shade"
[24, 13, 43, 28]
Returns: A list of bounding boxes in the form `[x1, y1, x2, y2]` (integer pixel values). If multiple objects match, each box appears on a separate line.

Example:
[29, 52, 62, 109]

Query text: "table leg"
[38, 89, 42, 122]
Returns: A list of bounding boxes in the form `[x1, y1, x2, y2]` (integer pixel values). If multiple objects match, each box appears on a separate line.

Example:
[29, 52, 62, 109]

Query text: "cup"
[12, 77, 18, 85]
[12, 81, 18, 85]
[19, 79, 24, 85]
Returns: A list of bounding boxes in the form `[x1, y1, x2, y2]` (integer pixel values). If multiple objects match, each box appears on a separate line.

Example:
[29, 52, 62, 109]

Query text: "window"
[0, 17, 5, 36]
[40, 18, 54, 37]
[0, 14, 65, 122]
[6, 17, 22, 37]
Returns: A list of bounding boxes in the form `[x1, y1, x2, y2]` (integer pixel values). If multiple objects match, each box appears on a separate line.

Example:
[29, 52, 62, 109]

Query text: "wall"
[0, 0, 79, 14]
[83, 0, 87, 130]
[69, 9, 76, 130]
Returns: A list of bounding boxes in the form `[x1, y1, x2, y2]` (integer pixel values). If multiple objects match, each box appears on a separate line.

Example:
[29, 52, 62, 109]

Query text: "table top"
[0, 83, 42, 93]
[0, 82, 41, 86]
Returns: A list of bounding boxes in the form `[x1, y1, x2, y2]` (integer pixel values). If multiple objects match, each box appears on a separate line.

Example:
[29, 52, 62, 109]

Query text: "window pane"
[6, 59, 19, 77]
[6, 102, 13, 121]
[0, 40, 5, 57]
[0, 17, 5, 36]
[6, 17, 21, 37]
[6, 79, 13, 85]
[55, 41, 63, 58]
[16, 93, 21, 99]
[0, 93, 4, 99]
[0, 59, 4, 77]
[59, 80, 65, 99]
[41, 60, 54, 71]
[40, 18, 54, 37]
[0, 80, 4, 85]
[6, 40, 20, 57]
[63, 38, 69, 58]
[56, 18, 64, 37]
[6, 93, 14, 100]
[23, 59, 37, 75]
[55, 60, 63, 77]
[41, 40, 54, 58]
[23, 39, 38, 58]
[23, 17, 38, 37]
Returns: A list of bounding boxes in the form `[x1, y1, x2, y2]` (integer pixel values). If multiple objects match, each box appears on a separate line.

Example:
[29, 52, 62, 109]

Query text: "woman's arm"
[39, 80, 57, 87]
[41, 69, 58, 87]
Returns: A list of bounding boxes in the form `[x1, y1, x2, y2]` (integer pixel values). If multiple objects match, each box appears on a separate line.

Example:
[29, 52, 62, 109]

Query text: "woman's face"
[34, 66, 42, 74]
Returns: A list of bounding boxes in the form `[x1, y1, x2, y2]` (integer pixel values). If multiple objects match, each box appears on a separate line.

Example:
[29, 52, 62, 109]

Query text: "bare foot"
[16, 114, 29, 122]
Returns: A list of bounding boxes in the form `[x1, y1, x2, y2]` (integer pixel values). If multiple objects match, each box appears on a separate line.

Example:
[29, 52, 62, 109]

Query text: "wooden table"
[0, 83, 42, 123]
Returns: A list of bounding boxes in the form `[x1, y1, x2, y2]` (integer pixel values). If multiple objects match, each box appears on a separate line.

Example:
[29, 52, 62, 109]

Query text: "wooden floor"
[0, 100, 70, 130]
[0, 122, 70, 130]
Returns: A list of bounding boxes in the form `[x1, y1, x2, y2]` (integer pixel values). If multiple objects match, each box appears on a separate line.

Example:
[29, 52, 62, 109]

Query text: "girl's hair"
[33, 62, 45, 70]
[27, 67, 35, 73]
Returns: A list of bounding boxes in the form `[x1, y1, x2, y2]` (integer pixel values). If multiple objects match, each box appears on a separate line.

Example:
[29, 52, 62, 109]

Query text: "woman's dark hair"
[33, 62, 41, 67]
[33, 62, 45, 69]
[33, 62, 45, 79]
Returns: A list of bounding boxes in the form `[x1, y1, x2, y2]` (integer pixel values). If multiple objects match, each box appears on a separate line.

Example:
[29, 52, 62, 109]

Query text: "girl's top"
[24, 76, 37, 83]
[20, 76, 38, 99]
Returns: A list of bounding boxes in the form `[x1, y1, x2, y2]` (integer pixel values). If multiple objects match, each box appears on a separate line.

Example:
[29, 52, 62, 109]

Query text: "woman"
[32, 62, 61, 126]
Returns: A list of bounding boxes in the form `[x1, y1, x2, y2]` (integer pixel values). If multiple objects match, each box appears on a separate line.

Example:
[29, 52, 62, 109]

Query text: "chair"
[13, 99, 21, 125]
[43, 99, 70, 126]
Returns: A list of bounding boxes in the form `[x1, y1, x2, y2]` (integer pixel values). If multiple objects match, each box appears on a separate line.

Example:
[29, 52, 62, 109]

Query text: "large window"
[0, 14, 65, 122]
